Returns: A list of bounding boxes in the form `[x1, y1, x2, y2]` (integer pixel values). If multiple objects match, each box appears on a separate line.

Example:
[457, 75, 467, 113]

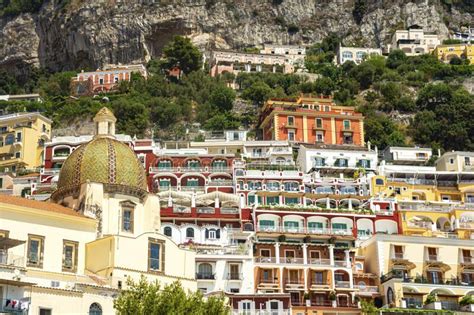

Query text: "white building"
[260, 44, 306, 65]
[382, 146, 434, 165]
[390, 25, 441, 56]
[241, 141, 294, 165]
[297, 144, 378, 174]
[452, 27, 474, 43]
[336, 46, 382, 65]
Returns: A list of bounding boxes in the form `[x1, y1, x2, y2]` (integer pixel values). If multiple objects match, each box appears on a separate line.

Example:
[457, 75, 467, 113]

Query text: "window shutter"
[205, 229, 209, 239]
[216, 229, 220, 239]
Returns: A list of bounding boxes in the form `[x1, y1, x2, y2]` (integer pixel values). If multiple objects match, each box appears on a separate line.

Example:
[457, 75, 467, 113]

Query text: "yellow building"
[0, 108, 196, 314]
[0, 112, 51, 173]
[434, 43, 474, 64]
[360, 234, 474, 312]
[371, 171, 474, 204]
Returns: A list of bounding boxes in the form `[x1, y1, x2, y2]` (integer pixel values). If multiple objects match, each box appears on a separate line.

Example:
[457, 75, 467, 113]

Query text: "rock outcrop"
[0, 0, 472, 73]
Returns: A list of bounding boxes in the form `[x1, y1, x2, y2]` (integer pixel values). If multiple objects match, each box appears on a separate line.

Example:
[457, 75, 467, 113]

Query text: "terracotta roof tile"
[0, 195, 88, 219]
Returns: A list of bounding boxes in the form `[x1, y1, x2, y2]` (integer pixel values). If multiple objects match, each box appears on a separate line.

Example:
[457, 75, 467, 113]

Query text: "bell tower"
[93, 107, 116, 138]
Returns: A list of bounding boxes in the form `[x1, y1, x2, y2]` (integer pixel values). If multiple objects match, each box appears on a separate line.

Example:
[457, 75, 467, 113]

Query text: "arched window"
[186, 227, 194, 238]
[164, 226, 172, 237]
[198, 263, 213, 278]
[89, 303, 102, 315]
[5, 134, 14, 145]
[387, 287, 395, 304]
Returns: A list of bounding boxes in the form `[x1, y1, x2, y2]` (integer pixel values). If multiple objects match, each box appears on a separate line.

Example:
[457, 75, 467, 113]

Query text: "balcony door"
[312, 271, 324, 285]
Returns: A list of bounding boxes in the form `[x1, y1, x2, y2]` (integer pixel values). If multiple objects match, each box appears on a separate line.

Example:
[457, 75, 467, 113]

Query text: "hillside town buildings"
[1, 102, 474, 314]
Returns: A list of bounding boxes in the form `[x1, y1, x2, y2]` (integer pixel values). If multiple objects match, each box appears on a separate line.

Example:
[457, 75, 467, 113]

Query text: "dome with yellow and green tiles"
[54, 107, 147, 194]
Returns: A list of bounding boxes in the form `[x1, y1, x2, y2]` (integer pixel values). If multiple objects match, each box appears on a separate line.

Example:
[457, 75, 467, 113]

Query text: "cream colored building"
[0, 112, 51, 173]
[336, 46, 382, 65]
[390, 25, 441, 56]
[0, 108, 196, 315]
[436, 151, 474, 172]
[360, 234, 474, 311]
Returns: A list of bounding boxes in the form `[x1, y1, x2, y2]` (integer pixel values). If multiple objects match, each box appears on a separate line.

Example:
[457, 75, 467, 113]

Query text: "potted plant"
[424, 293, 441, 310]
[303, 292, 311, 306]
[329, 291, 337, 307]
[460, 295, 474, 312]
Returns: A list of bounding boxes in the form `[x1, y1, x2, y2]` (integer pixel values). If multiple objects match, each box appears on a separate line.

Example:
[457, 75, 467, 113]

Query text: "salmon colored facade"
[259, 95, 365, 147]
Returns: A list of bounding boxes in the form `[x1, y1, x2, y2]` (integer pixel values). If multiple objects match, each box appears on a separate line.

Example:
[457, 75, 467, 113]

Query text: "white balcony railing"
[0, 250, 25, 268]
[335, 281, 351, 288]
[256, 225, 353, 236]
[356, 285, 378, 293]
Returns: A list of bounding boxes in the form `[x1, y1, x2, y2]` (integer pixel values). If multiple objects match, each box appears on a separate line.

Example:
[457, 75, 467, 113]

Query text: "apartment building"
[360, 234, 474, 311]
[71, 64, 147, 95]
[0, 112, 51, 173]
[436, 151, 474, 172]
[390, 25, 441, 55]
[260, 44, 306, 65]
[382, 146, 434, 165]
[209, 50, 294, 77]
[434, 43, 474, 64]
[371, 166, 474, 204]
[297, 143, 378, 175]
[259, 95, 364, 146]
[336, 46, 382, 65]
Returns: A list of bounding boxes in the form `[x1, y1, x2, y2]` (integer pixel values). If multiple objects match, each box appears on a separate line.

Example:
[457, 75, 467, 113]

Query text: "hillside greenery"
[0, 35, 472, 151]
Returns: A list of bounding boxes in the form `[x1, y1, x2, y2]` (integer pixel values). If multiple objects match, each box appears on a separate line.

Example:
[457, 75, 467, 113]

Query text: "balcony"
[285, 279, 305, 289]
[181, 186, 205, 192]
[355, 285, 379, 294]
[209, 167, 232, 173]
[227, 273, 242, 280]
[309, 282, 331, 290]
[257, 278, 280, 289]
[208, 180, 233, 186]
[196, 272, 215, 280]
[334, 281, 351, 289]
[220, 207, 239, 214]
[0, 250, 25, 268]
[41, 168, 61, 176]
[196, 207, 215, 214]
[231, 309, 290, 315]
[308, 258, 331, 266]
[281, 257, 305, 264]
[256, 225, 353, 237]
[254, 257, 277, 264]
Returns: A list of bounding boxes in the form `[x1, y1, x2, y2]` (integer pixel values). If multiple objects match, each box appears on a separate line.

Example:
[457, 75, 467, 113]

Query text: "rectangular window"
[266, 196, 279, 205]
[465, 157, 471, 166]
[187, 179, 199, 187]
[39, 309, 52, 315]
[27, 234, 44, 268]
[287, 116, 295, 126]
[208, 230, 217, 239]
[260, 249, 271, 257]
[314, 157, 325, 167]
[315, 118, 323, 128]
[148, 239, 164, 273]
[284, 197, 299, 205]
[316, 132, 324, 143]
[393, 245, 404, 259]
[62, 240, 78, 272]
[288, 131, 295, 141]
[122, 208, 134, 233]
[332, 223, 347, 230]
[16, 132, 21, 142]
[312, 271, 324, 284]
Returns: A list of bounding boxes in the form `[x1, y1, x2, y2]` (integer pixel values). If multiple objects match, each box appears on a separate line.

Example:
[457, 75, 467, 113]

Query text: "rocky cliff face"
[0, 0, 472, 73]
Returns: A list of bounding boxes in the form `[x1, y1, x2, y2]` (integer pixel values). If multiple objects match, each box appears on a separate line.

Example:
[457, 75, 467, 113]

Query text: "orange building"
[259, 95, 365, 146]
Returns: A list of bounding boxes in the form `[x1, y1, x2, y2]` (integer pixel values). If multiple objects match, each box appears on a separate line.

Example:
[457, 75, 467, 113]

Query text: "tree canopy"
[114, 277, 229, 315]
[161, 36, 203, 75]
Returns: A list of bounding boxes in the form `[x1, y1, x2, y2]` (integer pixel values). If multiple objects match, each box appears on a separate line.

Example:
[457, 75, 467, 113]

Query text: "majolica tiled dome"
[56, 137, 147, 192]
